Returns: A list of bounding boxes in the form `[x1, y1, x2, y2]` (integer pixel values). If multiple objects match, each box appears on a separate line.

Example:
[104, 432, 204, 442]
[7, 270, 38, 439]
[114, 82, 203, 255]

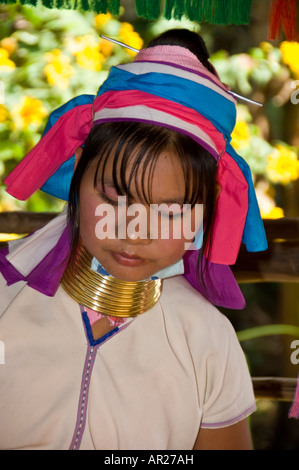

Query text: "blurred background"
[0, 0, 298, 449]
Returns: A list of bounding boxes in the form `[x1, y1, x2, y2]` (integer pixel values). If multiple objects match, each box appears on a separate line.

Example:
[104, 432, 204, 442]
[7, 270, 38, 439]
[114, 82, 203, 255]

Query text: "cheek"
[157, 238, 187, 261]
[163, 216, 201, 245]
[79, 191, 100, 242]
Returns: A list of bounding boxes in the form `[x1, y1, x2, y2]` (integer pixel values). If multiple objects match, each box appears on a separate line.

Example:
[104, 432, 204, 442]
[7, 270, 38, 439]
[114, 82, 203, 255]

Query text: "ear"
[74, 147, 83, 170]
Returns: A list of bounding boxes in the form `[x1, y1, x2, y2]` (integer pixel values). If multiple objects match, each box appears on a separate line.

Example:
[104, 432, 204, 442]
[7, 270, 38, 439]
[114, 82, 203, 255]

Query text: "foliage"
[211, 42, 299, 219]
[0, 5, 143, 213]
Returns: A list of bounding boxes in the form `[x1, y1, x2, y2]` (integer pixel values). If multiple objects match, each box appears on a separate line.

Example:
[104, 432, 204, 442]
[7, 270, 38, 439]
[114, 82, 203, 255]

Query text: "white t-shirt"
[0, 273, 256, 450]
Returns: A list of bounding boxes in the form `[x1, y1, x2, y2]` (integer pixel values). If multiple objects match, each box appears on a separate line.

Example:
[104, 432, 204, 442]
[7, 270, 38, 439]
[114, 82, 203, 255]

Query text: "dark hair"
[68, 29, 218, 278]
[147, 28, 218, 77]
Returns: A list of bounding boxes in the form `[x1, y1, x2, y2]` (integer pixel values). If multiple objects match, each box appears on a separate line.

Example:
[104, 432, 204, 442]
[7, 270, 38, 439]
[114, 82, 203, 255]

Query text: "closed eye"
[151, 203, 188, 220]
[97, 190, 119, 206]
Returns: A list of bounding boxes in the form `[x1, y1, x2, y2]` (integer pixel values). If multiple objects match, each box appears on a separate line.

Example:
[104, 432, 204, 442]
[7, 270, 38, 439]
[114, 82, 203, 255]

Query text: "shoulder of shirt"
[0, 272, 26, 316]
[154, 275, 242, 359]
[159, 274, 234, 332]
[160, 274, 217, 312]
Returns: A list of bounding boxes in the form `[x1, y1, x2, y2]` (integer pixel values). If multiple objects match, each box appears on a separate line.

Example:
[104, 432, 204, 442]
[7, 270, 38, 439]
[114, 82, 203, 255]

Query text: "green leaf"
[237, 324, 299, 342]
[0, 142, 24, 161]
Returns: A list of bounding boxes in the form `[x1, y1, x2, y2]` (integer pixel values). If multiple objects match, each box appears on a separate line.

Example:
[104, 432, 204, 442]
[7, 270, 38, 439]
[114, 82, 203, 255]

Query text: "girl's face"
[78, 148, 201, 281]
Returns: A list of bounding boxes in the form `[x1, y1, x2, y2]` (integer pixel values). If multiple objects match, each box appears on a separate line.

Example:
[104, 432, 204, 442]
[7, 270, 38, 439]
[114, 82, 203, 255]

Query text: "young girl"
[0, 29, 268, 450]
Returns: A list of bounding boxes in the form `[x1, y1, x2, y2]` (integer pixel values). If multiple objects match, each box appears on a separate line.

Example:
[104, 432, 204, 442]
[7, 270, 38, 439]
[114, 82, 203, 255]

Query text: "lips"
[112, 251, 145, 267]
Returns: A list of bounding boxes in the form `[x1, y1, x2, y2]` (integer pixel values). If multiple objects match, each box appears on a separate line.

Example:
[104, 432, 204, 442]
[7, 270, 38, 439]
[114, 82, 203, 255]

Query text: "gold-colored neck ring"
[61, 240, 162, 318]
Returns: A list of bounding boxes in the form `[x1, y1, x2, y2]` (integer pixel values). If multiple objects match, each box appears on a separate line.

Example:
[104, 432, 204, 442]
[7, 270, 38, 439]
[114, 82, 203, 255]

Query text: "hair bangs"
[95, 122, 200, 207]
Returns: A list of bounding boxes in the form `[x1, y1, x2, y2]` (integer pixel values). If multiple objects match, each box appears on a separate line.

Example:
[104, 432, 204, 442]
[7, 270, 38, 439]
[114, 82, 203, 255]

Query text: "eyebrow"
[151, 198, 185, 206]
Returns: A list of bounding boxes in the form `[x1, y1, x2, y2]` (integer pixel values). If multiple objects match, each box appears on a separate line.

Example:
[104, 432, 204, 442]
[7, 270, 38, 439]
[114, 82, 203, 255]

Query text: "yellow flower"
[267, 144, 299, 185]
[263, 206, 284, 219]
[280, 41, 299, 77]
[231, 121, 251, 149]
[1, 37, 18, 55]
[259, 41, 273, 54]
[0, 104, 10, 122]
[255, 181, 284, 219]
[99, 37, 114, 57]
[44, 49, 74, 89]
[119, 22, 143, 56]
[0, 47, 16, 70]
[72, 36, 104, 71]
[119, 22, 134, 34]
[94, 13, 112, 28]
[12, 96, 48, 129]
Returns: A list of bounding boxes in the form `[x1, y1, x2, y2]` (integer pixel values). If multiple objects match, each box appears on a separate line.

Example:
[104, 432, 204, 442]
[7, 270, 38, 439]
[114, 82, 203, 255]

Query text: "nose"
[126, 228, 151, 245]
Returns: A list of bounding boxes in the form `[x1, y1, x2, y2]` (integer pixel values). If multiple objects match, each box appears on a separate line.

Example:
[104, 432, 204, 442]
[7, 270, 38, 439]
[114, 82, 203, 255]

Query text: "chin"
[110, 269, 153, 282]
